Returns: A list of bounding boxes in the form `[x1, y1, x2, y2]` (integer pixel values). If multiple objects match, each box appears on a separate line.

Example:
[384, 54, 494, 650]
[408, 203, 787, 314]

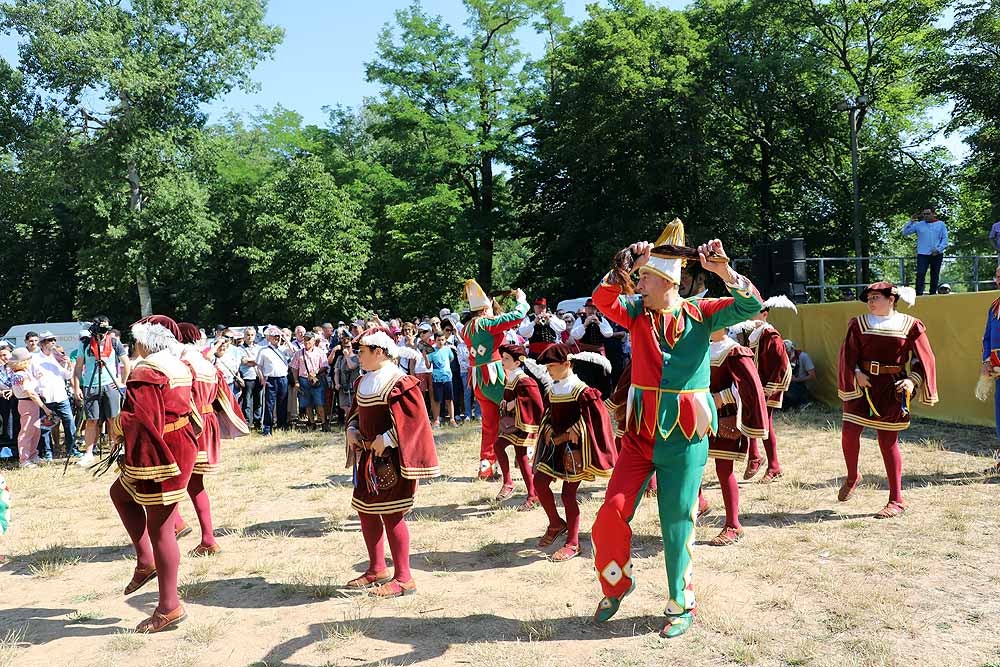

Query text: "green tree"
[1, 0, 283, 315]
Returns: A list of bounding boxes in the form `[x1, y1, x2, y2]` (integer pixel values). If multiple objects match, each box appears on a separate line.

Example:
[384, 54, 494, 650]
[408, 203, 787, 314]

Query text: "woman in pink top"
[291, 333, 330, 431]
[8, 348, 54, 468]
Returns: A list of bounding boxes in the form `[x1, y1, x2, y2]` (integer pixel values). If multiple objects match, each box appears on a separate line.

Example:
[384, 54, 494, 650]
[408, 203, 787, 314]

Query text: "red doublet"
[534, 375, 616, 482]
[708, 341, 768, 461]
[838, 314, 938, 431]
[748, 325, 791, 409]
[347, 366, 440, 515]
[182, 349, 222, 475]
[497, 371, 544, 449]
[113, 351, 199, 506]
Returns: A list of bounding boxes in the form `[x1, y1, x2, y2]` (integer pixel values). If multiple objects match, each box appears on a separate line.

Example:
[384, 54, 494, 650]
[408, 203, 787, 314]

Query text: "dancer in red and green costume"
[590, 219, 762, 638]
[462, 280, 529, 480]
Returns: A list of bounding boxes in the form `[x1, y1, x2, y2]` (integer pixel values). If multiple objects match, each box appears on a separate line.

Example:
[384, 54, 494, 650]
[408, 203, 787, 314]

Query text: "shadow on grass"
[0, 607, 122, 644]
[255, 612, 658, 667]
[3, 544, 130, 576]
[794, 470, 993, 492]
[125, 575, 351, 612]
[288, 473, 355, 490]
[214, 516, 336, 539]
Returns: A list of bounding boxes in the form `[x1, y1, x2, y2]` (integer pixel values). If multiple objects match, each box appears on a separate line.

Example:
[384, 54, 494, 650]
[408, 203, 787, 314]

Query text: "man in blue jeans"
[256, 326, 291, 436]
[902, 207, 949, 296]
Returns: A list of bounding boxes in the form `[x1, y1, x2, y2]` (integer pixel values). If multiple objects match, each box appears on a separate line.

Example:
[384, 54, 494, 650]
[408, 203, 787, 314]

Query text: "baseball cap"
[418, 322, 433, 332]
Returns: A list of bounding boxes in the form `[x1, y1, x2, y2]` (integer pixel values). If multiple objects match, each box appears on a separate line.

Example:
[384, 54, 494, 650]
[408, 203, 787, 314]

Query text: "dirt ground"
[2, 406, 1000, 667]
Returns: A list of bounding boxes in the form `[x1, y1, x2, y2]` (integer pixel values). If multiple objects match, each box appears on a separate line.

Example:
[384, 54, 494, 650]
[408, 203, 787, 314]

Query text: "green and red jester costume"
[590, 238, 761, 637]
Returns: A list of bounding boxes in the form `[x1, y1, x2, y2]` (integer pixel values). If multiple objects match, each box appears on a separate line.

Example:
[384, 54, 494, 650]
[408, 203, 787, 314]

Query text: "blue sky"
[0, 0, 966, 159]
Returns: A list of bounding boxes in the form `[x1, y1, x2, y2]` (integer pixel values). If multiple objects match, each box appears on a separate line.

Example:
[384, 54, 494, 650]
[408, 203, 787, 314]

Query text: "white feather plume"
[762, 295, 798, 313]
[895, 286, 916, 308]
[728, 320, 758, 335]
[522, 356, 553, 393]
[131, 322, 180, 355]
[359, 331, 400, 358]
[569, 351, 611, 375]
[976, 374, 994, 402]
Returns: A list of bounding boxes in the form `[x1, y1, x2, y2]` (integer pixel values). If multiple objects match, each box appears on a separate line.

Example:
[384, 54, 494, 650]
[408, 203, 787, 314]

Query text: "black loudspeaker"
[749, 238, 808, 303]
[776, 238, 807, 284]
[751, 243, 773, 295]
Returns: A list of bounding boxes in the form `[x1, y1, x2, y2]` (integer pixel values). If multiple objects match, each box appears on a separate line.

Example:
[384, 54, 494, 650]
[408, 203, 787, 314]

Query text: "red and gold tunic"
[497, 369, 543, 449]
[535, 374, 616, 482]
[346, 364, 440, 515]
[708, 338, 768, 461]
[747, 323, 791, 409]
[181, 348, 247, 475]
[838, 312, 938, 431]
[112, 350, 198, 506]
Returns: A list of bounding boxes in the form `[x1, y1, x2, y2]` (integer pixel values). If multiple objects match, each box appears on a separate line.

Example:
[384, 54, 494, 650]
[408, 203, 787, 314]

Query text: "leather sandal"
[189, 543, 221, 557]
[697, 497, 710, 519]
[495, 483, 515, 502]
[708, 526, 744, 546]
[743, 457, 764, 480]
[346, 570, 392, 589]
[593, 581, 635, 623]
[837, 479, 859, 502]
[538, 522, 567, 548]
[873, 501, 905, 519]
[516, 496, 539, 512]
[136, 604, 186, 633]
[550, 544, 580, 562]
[369, 578, 416, 598]
[174, 522, 192, 540]
[124, 566, 157, 596]
[759, 469, 783, 484]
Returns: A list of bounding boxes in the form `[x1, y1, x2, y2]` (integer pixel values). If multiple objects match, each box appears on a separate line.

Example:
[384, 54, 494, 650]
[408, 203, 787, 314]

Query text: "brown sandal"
[873, 501, 905, 519]
[174, 522, 192, 540]
[346, 570, 392, 589]
[538, 522, 567, 548]
[124, 566, 157, 595]
[708, 526, 744, 546]
[189, 543, 221, 557]
[837, 479, 859, 502]
[759, 469, 783, 484]
[495, 484, 515, 502]
[743, 457, 764, 480]
[136, 604, 186, 633]
[516, 496, 539, 512]
[369, 579, 416, 598]
[550, 544, 580, 562]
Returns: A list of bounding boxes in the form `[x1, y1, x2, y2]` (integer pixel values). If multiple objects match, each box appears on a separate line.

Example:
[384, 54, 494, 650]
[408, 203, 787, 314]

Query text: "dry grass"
[1, 408, 998, 667]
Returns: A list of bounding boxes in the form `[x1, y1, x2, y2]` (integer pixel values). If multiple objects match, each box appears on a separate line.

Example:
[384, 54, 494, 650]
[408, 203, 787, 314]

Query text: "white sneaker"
[21, 460, 38, 469]
[77, 452, 95, 467]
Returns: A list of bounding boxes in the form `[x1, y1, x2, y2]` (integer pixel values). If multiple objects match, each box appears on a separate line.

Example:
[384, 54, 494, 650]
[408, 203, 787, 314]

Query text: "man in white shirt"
[257, 326, 291, 435]
[35, 331, 77, 460]
[518, 297, 566, 358]
[570, 299, 614, 354]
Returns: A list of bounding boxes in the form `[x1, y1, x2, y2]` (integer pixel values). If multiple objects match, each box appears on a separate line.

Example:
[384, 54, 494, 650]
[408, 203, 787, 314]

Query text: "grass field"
[1, 405, 999, 667]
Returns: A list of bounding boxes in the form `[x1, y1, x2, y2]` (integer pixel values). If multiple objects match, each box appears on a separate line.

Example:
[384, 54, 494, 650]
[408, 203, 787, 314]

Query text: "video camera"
[89, 317, 113, 339]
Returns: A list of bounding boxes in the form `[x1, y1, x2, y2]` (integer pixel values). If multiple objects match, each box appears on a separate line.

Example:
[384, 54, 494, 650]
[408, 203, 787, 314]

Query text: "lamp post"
[836, 95, 868, 291]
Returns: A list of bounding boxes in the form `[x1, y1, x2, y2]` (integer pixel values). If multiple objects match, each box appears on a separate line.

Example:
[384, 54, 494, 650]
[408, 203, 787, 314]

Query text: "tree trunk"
[758, 138, 773, 229]
[478, 152, 494, 293]
[126, 159, 153, 315]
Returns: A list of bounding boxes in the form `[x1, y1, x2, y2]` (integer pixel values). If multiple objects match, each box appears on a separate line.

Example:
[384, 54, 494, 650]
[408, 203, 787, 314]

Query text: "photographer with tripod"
[72, 315, 131, 467]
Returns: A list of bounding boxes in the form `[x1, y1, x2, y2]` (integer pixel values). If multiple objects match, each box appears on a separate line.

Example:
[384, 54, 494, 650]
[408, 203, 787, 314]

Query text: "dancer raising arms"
[837, 282, 937, 518]
[462, 281, 529, 480]
[590, 219, 762, 638]
[345, 328, 440, 597]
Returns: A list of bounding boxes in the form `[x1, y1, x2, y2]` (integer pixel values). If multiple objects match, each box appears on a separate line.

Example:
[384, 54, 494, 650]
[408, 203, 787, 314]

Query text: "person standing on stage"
[902, 206, 948, 296]
[110, 315, 197, 633]
[695, 328, 768, 546]
[518, 298, 565, 359]
[344, 328, 439, 598]
[980, 265, 1000, 474]
[462, 280, 529, 480]
[590, 219, 762, 638]
[493, 344, 545, 509]
[533, 344, 616, 562]
[737, 296, 796, 483]
[837, 282, 937, 518]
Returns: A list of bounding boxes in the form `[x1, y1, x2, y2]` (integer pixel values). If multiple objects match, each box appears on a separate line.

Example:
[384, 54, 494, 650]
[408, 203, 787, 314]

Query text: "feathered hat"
[860, 282, 916, 308]
[641, 217, 687, 284]
[536, 343, 612, 375]
[131, 315, 181, 352]
[177, 322, 202, 345]
[761, 295, 799, 314]
[465, 279, 491, 312]
[355, 326, 400, 358]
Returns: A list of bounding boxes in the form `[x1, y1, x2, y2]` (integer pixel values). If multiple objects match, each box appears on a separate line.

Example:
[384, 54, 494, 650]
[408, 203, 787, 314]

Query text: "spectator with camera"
[291, 332, 329, 431]
[73, 316, 131, 466]
[35, 331, 77, 460]
[332, 332, 360, 427]
[518, 297, 566, 359]
[570, 299, 614, 355]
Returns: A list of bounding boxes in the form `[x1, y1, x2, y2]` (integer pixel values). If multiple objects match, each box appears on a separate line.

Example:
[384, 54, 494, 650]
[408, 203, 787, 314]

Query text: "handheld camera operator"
[72, 315, 131, 467]
[517, 298, 566, 359]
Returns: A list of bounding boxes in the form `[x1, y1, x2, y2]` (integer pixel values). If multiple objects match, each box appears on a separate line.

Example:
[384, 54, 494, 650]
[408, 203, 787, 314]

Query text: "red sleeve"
[516, 376, 545, 429]
[758, 329, 791, 395]
[729, 353, 768, 438]
[907, 319, 938, 406]
[591, 276, 637, 329]
[579, 387, 617, 472]
[389, 375, 440, 480]
[213, 369, 249, 438]
[119, 380, 180, 482]
[344, 376, 363, 470]
[838, 319, 863, 401]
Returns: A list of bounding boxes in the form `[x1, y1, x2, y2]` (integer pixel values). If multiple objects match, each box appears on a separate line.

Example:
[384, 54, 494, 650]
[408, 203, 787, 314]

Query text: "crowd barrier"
[768, 291, 997, 428]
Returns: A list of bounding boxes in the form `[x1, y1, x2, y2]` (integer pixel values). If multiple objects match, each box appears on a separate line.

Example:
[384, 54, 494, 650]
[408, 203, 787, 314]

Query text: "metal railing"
[732, 255, 999, 303]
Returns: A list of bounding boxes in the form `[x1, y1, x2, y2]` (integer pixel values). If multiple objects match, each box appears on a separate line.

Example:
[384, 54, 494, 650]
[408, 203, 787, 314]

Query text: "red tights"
[176, 474, 216, 547]
[841, 422, 903, 504]
[533, 471, 581, 546]
[110, 479, 182, 614]
[494, 442, 537, 497]
[747, 407, 781, 473]
[697, 459, 741, 529]
[358, 511, 412, 583]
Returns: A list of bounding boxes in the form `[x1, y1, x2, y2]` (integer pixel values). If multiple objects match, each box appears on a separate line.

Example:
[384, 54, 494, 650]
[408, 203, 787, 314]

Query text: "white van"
[3, 322, 92, 352]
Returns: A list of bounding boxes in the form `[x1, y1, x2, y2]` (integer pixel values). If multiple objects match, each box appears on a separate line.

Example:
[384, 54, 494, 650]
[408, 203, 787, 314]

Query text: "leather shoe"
[189, 543, 221, 557]
[370, 579, 416, 598]
[136, 604, 186, 633]
[124, 566, 157, 596]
